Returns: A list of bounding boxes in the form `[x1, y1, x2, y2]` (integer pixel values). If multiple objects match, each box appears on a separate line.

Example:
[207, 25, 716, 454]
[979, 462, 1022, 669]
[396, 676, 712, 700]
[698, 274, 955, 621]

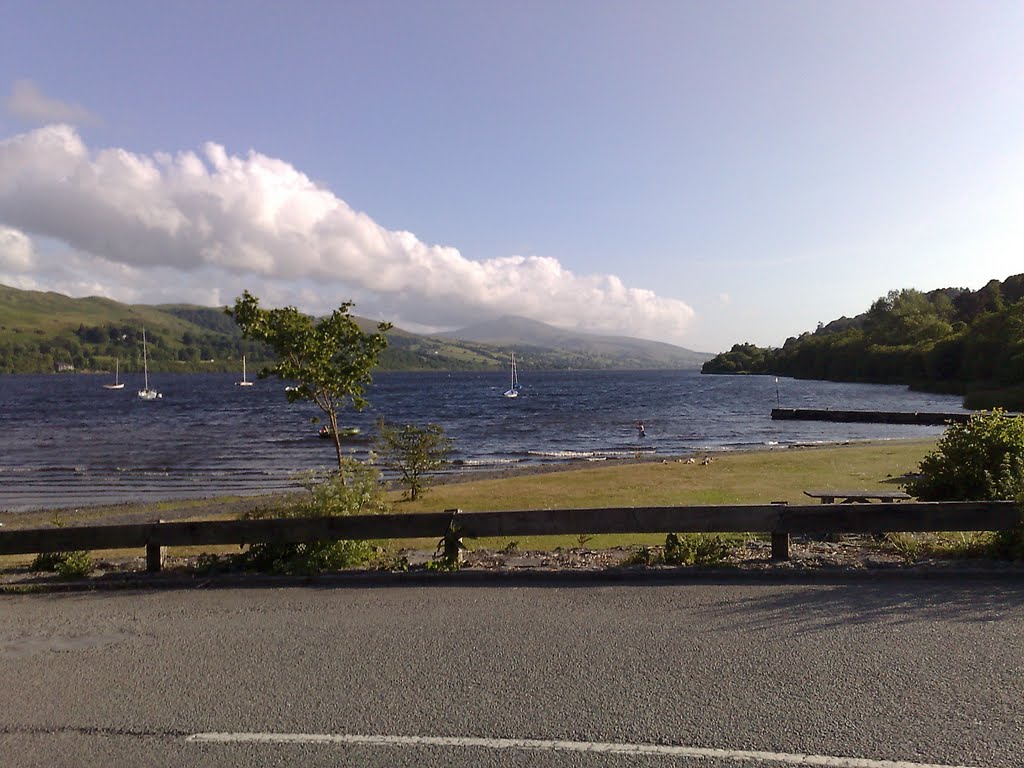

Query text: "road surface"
[2, 575, 1022, 767]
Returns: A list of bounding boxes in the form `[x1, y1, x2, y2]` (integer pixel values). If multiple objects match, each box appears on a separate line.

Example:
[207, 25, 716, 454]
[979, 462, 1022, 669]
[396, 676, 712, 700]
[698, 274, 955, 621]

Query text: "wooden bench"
[803, 490, 911, 504]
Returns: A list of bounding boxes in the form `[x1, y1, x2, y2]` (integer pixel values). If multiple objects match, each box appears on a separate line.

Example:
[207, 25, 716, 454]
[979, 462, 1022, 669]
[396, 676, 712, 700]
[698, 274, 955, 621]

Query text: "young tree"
[375, 421, 453, 501]
[227, 290, 390, 469]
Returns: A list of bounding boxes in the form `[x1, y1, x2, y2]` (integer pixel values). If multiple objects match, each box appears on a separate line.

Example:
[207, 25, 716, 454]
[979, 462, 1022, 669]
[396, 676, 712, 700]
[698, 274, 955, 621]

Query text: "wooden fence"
[1, 501, 1020, 572]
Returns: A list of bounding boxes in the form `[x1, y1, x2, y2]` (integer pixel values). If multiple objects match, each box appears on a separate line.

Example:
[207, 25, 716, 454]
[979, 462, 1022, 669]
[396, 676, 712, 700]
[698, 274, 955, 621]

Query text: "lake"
[0, 370, 967, 511]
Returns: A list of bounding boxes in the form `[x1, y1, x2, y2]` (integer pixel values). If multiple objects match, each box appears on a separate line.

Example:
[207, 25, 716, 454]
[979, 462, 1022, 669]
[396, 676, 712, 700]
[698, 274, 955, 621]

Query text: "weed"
[379, 554, 410, 572]
[31, 550, 93, 578]
[663, 532, 734, 566]
[621, 546, 659, 567]
[990, 520, 1024, 560]
[431, 517, 466, 571]
[884, 532, 924, 564]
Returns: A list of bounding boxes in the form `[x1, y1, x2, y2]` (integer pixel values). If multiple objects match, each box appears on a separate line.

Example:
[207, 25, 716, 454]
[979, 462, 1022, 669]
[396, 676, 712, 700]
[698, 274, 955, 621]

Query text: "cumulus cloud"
[0, 226, 36, 272]
[0, 125, 696, 343]
[6, 80, 95, 124]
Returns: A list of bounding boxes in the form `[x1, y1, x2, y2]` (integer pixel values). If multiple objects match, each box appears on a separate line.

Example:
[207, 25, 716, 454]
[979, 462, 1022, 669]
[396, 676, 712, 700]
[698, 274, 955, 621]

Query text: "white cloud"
[0, 226, 36, 272]
[6, 80, 95, 124]
[0, 125, 696, 343]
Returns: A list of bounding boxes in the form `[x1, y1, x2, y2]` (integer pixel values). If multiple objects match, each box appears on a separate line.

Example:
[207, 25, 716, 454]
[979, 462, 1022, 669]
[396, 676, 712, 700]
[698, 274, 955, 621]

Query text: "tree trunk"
[328, 410, 344, 470]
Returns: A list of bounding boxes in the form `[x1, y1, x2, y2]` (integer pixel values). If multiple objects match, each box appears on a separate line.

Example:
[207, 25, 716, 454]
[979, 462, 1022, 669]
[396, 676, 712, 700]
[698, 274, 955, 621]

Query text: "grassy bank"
[407, 439, 932, 512]
[387, 438, 935, 551]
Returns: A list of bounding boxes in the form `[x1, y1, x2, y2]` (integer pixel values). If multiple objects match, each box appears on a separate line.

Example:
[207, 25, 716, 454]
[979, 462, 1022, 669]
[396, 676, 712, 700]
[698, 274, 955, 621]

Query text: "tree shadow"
[708, 575, 1024, 631]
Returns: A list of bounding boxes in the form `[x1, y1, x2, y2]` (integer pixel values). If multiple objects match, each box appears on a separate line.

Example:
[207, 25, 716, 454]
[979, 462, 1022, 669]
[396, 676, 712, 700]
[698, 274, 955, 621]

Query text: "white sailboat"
[137, 328, 162, 400]
[237, 355, 254, 386]
[103, 359, 125, 390]
[502, 352, 520, 398]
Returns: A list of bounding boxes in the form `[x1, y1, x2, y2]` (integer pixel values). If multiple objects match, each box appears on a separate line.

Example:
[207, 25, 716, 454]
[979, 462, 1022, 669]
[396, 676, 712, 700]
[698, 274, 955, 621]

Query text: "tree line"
[702, 274, 1024, 409]
[0, 323, 271, 374]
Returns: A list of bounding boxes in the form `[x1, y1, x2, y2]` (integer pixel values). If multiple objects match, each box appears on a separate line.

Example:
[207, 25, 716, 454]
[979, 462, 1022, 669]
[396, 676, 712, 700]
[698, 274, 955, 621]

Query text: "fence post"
[439, 509, 465, 567]
[770, 501, 789, 561]
[146, 520, 166, 573]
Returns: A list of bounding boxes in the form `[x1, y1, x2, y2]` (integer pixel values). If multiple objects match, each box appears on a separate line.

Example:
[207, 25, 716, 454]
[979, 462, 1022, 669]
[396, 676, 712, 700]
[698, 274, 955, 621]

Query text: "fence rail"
[2, 501, 1020, 572]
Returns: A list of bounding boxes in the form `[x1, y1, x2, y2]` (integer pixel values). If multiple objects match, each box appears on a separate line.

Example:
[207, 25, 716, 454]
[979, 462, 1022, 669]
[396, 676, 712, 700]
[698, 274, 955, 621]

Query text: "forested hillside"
[702, 274, 1024, 409]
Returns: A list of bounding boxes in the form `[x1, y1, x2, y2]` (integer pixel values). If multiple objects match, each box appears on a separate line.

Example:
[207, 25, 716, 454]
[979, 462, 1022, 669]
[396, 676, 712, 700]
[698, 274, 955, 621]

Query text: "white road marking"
[186, 731, 981, 768]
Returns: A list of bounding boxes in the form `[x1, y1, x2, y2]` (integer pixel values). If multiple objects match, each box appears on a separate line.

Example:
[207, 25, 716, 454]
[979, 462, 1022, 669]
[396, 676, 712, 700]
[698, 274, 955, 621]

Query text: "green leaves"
[375, 421, 453, 501]
[905, 409, 1024, 501]
[227, 290, 391, 469]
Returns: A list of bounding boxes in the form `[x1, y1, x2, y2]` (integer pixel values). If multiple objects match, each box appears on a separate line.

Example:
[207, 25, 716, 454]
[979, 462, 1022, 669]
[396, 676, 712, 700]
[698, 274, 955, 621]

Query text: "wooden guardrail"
[1, 501, 1020, 572]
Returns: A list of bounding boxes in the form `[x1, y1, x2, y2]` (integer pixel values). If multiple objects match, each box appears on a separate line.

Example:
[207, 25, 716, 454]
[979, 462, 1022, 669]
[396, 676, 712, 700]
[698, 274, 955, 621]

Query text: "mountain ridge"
[440, 315, 711, 368]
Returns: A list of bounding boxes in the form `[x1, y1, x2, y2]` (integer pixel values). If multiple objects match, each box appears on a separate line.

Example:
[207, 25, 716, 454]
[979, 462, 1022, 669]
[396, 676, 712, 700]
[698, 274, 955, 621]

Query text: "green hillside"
[0, 285, 710, 374]
[701, 274, 1024, 410]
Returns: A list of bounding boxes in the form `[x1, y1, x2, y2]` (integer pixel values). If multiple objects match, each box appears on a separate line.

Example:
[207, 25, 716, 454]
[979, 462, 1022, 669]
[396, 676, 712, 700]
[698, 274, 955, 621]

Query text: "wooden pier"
[770, 408, 972, 425]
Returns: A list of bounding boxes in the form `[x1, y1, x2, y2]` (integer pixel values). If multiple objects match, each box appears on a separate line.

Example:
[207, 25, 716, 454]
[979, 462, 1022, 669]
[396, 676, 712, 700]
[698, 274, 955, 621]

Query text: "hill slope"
[441, 315, 712, 369]
[0, 285, 710, 373]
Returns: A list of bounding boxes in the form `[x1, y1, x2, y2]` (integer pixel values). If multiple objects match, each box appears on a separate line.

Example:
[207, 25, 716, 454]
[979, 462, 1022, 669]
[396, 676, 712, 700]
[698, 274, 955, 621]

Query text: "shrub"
[31, 550, 93, 578]
[237, 459, 387, 574]
[621, 546, 659, 567]
[903, 410, 1024, 560]
[903, 409, 1024, 501]
[30, 511, 94, 578]
[620, 535, 737, 568]
[663, 532, 734, 566]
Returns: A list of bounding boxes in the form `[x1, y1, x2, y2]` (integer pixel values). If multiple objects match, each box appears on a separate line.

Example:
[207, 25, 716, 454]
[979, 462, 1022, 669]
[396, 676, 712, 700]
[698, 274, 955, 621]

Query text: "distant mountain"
[440, 315, 712, 369]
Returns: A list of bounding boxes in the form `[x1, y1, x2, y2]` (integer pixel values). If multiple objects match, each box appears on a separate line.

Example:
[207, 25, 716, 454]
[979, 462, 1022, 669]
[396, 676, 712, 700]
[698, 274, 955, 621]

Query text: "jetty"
[770, 408, 972, 425]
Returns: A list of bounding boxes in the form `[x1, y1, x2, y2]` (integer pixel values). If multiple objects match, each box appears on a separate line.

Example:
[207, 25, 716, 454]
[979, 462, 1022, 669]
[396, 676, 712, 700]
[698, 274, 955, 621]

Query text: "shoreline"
[0, 436, 937, 529]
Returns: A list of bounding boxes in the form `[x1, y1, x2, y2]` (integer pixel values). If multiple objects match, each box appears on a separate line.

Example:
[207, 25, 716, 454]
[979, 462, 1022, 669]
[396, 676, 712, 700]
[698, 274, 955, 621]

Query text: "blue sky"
[1, 1, 1023, 352]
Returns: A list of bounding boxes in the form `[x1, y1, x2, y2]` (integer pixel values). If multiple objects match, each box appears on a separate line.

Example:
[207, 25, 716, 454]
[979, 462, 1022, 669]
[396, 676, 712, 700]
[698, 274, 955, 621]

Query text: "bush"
[31, 550, 93, 578]
[621, 546, 659, 567]
[240, 538, 377, 576]
[663, 533, 734, 566]
[237, 459, 388, 575]
[288, 460, 391, 517]
[903, 410, 1024, 560]
[620, 534, 737, 568]
[904, 409, 1024, 501]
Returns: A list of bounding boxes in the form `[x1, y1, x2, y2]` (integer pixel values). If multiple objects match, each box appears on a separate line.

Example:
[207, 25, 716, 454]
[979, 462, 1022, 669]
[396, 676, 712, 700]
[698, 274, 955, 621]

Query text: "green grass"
[370, 438, 935, 551]
[400, 439, 933, 511]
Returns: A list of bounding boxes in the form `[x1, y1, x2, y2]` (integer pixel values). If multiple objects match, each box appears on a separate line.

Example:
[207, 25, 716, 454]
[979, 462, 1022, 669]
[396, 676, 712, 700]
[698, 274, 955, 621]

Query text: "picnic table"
[803, 490, 912, 504]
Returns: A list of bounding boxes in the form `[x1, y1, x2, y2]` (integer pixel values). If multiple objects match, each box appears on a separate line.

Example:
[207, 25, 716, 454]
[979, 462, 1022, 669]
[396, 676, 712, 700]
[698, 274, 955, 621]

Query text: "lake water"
[0, 370, 968, 511]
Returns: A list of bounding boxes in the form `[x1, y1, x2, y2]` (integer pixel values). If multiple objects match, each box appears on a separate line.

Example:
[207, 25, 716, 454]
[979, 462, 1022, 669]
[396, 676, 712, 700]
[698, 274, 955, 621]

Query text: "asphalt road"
[1, 575, 1022, 767]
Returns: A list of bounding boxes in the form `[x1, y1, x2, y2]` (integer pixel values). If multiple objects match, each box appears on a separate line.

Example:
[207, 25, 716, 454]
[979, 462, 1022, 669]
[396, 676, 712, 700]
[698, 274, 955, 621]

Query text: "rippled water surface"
[0, 370, 968, 510]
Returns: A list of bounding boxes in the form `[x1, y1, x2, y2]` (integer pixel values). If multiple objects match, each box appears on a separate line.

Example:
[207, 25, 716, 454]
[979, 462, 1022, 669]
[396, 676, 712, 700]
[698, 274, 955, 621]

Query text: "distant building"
[54, 362, 75, 372]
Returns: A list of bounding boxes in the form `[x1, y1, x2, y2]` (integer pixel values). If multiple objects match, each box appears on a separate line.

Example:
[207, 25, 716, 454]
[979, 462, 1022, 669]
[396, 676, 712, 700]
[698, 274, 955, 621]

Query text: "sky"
[1, 1, 1023, 353]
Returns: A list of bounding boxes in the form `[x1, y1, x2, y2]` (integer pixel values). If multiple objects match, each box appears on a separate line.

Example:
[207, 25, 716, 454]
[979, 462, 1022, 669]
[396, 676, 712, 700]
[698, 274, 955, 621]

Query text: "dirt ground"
[6, 533, 1020, 592]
